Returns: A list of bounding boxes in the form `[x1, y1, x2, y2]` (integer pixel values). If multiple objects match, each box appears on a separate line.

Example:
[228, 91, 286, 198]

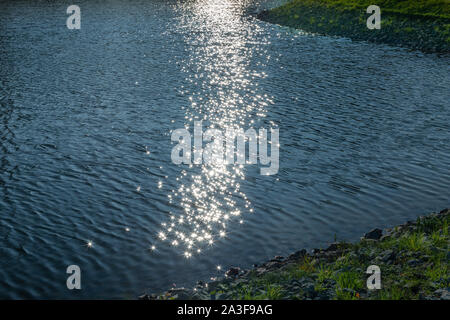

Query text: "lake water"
[0, 0, 449, 299]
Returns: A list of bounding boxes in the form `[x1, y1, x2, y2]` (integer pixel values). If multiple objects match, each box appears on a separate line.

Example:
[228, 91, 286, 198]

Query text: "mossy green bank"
[258, 0, 450, 52]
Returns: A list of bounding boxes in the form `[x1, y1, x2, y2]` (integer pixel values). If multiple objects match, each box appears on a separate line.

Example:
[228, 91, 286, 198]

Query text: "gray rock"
[325, 242, 339, 252]
[381, 250, 396, 263]
[168, 288, 192, 300]
[265, 261, 282, 269]
[272, 255, 284, 262]
[287, 249, 307, 261]
[317, 289, 334, 300]
[434, 288, 450, 300]
[255, 267, 268, 275]
[225, 267, 240, 278]
[303, 284, 316, 297]
[342, 288, 356, 296]
[216, 293, 228, 300]
[207, 281, 220, 292]
[364, 228, 383, 240]
[322, 278, 337, 288]
[407, 259, 422, 267]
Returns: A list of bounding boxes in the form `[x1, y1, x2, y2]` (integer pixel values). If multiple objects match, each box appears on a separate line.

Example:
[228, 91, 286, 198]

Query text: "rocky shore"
[257, 0, 450, 53]
[141, 208, 449, 300]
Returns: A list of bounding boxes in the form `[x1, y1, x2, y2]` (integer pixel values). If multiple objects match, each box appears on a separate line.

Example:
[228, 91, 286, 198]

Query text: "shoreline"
[141, 208, 449, 300]
[256, 0, 450, 53]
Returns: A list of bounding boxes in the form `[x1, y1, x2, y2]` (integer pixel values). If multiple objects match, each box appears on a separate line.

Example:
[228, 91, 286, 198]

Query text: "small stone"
[207, 281, 220, 291]
[225, 267, 240, 278]
[265, 261, 282, 269]
[325, 242, 339, 252]
[168, 288, 192, 300]
[302, 283, 316, 297]
[255, 267, 267, 275]
[407, 259, 421, 267]
[216, 293, 228, 300]
[434, 288, 450, 300]
[272, 255, 284, 261]
[381, 250, 395, 263]
[364, 228, 383, 240]
[322, 278, 337, 288]
[287, 249, 307, 260]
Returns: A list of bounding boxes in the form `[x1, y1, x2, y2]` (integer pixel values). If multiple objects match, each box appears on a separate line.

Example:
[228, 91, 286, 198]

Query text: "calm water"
[0, 0, 449, 299]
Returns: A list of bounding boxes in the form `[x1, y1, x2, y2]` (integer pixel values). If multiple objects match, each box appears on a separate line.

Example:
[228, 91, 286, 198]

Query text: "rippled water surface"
[0, 0, 449, 298]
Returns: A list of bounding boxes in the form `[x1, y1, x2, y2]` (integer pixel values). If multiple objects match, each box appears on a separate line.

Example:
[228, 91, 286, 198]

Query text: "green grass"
[425, 261, 448, 285]
[274, 0, 450, 19]
[378, 285, 408, 300]
[316, 264, 334, 282]
[398, 232, 427, 252]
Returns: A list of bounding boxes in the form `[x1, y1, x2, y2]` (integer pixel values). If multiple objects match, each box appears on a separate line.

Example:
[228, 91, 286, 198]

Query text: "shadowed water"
[0, 0, 449, 299]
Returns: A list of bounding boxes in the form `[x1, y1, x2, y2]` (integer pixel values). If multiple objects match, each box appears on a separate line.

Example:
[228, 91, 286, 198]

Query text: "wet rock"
[322, 278, 337, 288]
[364, 228, 383, 240]
[265, 261, 282, 269]
[138, 294, 155, 300]
[287, 249, 307, 261]
[434, 288, 450, 300]
[342, 288, 356, 296]
[225, 267, 240, 278]
[255, 267, 268, 275]
[325, 242, 339, 252]
[407, 259, 422, 267]
[317, 289, 334, 300]
[302, 283, 316, 297]
[380, 234, 392, 241]
[207, 281, 220, 292]
[168, 288, 192, 300]
[272, 255, 284, 262]
[216, 293, 228, 300]
[381, 250, 396, 263]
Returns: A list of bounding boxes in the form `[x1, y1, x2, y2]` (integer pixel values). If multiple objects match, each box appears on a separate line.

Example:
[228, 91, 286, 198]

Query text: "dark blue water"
[0, 0, 449, 299]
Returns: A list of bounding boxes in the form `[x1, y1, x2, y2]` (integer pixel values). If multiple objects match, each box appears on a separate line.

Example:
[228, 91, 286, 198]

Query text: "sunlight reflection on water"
[155, 0, 274, 257]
